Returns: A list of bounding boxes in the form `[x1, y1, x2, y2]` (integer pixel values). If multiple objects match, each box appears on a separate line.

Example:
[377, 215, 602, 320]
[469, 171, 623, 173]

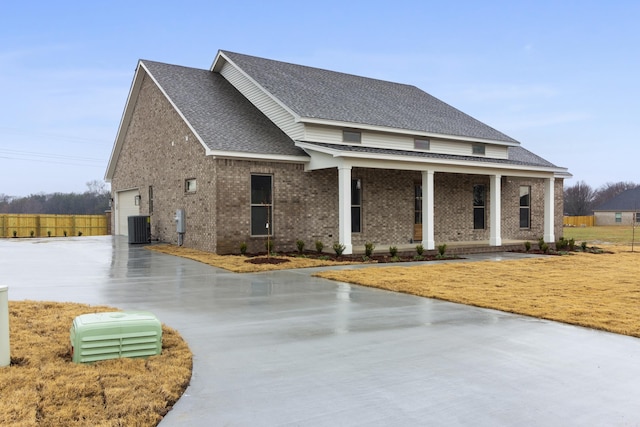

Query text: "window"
[185, 178, 197, 193]
[351, 179, 362, 233]
[615, 212, 622, 223]
[414, 138, 430, 150]
[343, 130, 361, 143]
[414, 184, 422, 224]
[251, 175, 273, 236]
[473, 184, 485, 230]
[636, 212, 640, 223]
[472, 144, 486, 155]
[519, 186, 531, 228]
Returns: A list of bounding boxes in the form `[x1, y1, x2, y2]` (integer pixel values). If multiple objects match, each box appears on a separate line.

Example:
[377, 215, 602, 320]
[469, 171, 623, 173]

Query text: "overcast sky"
[1, 0, 638, 196]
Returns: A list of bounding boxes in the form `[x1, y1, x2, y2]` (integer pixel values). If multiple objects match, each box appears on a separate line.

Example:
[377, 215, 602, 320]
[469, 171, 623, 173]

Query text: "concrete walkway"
[2, 236, 640, 426]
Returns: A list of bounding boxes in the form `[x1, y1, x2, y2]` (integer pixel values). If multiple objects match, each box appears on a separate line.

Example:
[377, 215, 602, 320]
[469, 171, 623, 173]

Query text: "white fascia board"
[139, 62, 210, 155]
[295, 141, 567, 177]
[211, 51, 303, 123]
[105, 61, 145, 181]
[205, 149, 309, 164]
[297, 117, 520, 147]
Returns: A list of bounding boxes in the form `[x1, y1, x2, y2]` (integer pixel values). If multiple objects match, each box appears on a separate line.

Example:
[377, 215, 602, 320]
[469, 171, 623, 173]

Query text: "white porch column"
[338, 165, 353, 255]
[421, 171, 435, 250]
[489, 174, 502, 246]
[544, 177, 555, 243]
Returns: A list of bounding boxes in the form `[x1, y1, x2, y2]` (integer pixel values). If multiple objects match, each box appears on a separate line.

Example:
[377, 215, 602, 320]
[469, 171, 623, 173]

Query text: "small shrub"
[78, 231, 83, 237]
[416, 244, 424, 256]
[524, 241, 531, 252]
[333, 242, 346, 256]
[12, 230, 17, 238]
[364, 242, 375, 257]
[30, 230, 35, 238]
[240, 242, 247, 255]
[296, 239, 305, 254]
[581, 241, 588, 251]
[538, 237, 545, 250]
[315, 240, 324, 254]
[265, 240, 274, 253]
[413, 255, 424, 261]
[318, 255, 331, 261]
[556, 237, 568, 251]
[568, 238, 576, 251]
[437, 244, 447, 257]
[541, 243, 550, 254]
[47, 230, 52, 237]
[63, 231, 67, 237]
[389, 246, 398, 257]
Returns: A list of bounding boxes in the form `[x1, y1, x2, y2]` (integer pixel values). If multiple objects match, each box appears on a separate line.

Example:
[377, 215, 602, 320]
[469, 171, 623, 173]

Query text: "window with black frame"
[351, 179, 362, 233]
[251, 174, 273, 236]
[520, 186, 531, 228]
[473, 184, 485, 230]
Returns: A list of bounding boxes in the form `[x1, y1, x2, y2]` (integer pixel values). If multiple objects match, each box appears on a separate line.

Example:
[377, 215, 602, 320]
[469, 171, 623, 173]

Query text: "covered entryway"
[115, 189, 140, 236]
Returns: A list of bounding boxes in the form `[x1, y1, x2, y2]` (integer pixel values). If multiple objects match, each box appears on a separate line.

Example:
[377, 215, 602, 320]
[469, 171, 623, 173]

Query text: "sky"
[1, 0, 639, 197]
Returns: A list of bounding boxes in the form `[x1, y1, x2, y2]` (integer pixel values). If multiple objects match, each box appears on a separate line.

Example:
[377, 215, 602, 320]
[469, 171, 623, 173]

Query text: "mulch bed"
[244, 251, 459, 264]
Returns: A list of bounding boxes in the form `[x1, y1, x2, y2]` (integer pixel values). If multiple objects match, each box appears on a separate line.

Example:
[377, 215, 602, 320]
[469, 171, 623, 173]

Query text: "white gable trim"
[205, 149, 309, 163]
[105, 61, 210, 181]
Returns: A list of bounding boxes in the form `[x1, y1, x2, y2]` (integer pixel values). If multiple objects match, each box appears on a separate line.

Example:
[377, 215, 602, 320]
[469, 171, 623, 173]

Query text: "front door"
[414, 184, 422, 241]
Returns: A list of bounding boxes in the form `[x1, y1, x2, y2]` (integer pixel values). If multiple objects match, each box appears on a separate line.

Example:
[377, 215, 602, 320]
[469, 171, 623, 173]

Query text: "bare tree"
[564, 180, 595, 215]
[592, 181, 638, 209]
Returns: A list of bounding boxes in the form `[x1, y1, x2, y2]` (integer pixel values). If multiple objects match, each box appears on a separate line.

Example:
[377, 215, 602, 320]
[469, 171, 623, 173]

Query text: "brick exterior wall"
[111, 73, 565, 254]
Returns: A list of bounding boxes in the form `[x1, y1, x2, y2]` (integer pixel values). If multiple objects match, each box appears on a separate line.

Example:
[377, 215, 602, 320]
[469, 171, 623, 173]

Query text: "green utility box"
[70, 311, 162, 364]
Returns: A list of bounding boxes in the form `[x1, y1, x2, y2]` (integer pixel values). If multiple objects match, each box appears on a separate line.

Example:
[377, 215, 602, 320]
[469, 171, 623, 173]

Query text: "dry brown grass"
[1, 301, 192, 427]
[315, 245, 640, 338]
[146, 244, 358, 272]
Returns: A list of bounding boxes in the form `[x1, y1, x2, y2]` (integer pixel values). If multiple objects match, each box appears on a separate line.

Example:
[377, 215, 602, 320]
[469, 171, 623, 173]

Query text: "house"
[593, 187, 640, 225]
[105, 50, 570, 255]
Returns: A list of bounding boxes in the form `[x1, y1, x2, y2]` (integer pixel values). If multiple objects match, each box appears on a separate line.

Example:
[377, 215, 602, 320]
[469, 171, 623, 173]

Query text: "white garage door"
[116, 189, 140, 236]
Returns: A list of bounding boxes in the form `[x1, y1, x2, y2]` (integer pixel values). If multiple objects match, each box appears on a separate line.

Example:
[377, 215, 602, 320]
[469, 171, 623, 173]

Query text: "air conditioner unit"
[70, 311, 162, 364]
[128, 215, 150, 244]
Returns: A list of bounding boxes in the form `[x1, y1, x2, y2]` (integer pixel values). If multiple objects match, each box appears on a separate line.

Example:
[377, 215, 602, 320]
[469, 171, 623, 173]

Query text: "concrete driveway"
[2, 236, 640, 426]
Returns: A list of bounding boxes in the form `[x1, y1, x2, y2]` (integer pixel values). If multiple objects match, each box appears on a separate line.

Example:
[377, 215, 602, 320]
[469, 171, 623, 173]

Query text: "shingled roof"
[142, 60, 305, 157]
[594, 187, 640, 211]
[220, 50, 519, 144]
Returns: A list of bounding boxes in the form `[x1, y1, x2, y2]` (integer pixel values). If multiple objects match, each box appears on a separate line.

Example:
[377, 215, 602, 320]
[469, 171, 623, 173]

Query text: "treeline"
[0, 180, 110, 215]
[564, 180, 638, 216]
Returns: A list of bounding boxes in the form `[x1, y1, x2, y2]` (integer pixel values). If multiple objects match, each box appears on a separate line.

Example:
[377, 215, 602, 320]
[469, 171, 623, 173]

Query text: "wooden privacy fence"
[563, 215, 595, 227]
[0, 214, 108, 238]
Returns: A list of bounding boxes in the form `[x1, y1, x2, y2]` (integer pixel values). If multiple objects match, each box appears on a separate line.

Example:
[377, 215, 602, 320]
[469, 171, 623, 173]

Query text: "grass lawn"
[563, 224, 640, 246]
[1, 301, 192, 427]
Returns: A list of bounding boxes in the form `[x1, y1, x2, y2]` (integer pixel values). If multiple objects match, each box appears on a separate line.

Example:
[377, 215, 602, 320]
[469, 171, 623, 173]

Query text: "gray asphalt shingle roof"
[594, 187, 640, 211]
[221, 50, 519, 144]
[141, 60, 305, 157]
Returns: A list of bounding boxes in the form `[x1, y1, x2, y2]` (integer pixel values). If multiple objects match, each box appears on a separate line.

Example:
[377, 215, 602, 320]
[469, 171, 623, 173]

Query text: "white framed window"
[414, 138, 430, 150]
[343, 130, 361, 143]
[185, 178, 197, 193]
[615, 212, 622, 223]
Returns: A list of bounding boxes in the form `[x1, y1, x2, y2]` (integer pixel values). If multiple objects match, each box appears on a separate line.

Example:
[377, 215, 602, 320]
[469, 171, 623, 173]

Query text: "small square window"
[185, 178, 197, 193]
[414, 138, 430, 150]
[343, 130, 361, 143]
[472, 144, 485, 155]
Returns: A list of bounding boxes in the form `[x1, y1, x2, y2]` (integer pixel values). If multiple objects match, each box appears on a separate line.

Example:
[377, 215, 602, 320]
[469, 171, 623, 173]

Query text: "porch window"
[251, 174, 273, 236]
[473, 184, 485, 229]
[352, 179, 362, 233]
[414, 184, 422, 224]
[615, 212, 622, 223]
[519, 186, 531, 228]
